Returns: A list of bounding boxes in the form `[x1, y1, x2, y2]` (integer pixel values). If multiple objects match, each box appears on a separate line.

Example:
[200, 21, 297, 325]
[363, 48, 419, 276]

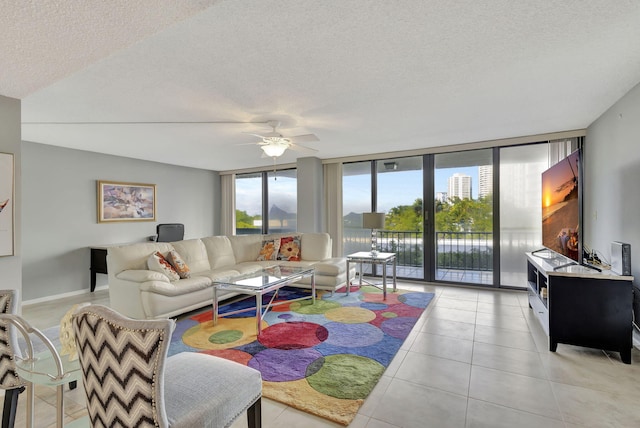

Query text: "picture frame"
[97, 180, 156, 223]
[0, 152, 14, 256]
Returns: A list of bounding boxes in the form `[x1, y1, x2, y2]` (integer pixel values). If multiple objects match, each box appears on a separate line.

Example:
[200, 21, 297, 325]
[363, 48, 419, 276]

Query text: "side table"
[1, 314, 82, 428]
[346, 252, 397, 299]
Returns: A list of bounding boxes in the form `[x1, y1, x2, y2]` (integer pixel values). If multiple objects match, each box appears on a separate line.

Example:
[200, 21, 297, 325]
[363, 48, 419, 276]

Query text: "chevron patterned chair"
[0, 290, 24, 428]
[72, 305, 262, 428]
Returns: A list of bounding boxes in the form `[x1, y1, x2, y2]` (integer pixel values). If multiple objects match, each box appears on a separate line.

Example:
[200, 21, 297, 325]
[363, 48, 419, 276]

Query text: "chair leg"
[2, 386, 25, 428]
[247, 397, 261, 428]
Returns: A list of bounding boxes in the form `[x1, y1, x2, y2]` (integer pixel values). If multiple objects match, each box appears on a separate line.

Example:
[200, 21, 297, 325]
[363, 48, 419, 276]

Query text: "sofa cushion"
[108, 242, 175, 274]
[139, 276, 212, 296]
[234, 263, 266, 275]
[228, 235, 263, 263]
[194, 269, 242, 282]
[147, 251, 180, 281]
[277, 236, 301, 261]
[167, 250, 191, 279]
[311, 257, 347, 275]
[171, 239, 211, 273]
[117, 270, 170, 283]
[201, 236, 236, 269]
[257, 239, 280, 261]
[300, 233, 332, 261]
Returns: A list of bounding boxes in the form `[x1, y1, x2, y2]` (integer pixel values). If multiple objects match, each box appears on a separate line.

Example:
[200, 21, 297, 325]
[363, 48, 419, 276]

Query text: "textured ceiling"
[5, 0, 640, 170]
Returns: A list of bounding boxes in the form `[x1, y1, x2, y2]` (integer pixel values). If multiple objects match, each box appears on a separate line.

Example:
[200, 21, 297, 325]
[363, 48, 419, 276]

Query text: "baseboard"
[633, 327, 640, 350]
[22, 285, 108, 307]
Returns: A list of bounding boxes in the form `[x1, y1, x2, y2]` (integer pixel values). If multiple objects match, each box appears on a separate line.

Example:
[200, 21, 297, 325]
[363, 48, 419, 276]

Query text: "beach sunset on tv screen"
[541, 150, 580, 261]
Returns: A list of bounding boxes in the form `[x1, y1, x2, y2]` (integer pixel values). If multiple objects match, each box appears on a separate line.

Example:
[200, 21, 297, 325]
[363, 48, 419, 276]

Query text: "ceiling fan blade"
[289, 143, 318, 153]
[242, 132, 268, 139]
[288, 134, 319, 144]
[235, 141, 261, 146]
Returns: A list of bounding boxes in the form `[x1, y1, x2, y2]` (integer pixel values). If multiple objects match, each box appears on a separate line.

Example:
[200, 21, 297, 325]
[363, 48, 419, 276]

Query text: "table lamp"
[362, 212, 385, 256]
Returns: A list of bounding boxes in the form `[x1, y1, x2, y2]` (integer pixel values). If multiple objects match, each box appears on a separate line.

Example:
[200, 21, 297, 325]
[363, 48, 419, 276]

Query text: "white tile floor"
[9, 282, 640, 428]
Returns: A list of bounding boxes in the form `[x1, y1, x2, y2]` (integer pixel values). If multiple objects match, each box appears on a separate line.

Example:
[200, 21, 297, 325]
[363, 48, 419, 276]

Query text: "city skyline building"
[448, 173, 472, 200]
[478, 165, 493, 199]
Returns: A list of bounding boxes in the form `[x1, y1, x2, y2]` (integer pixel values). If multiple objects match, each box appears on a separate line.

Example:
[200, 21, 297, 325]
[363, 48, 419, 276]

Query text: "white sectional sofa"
[107, 233, 354, 319]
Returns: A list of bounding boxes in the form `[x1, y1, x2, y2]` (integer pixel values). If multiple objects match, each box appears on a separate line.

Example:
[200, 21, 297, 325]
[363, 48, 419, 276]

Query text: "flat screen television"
[541, 149, 582, 262]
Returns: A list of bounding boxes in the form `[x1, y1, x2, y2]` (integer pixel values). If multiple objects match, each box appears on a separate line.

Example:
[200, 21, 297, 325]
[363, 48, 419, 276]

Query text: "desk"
[90, 243, 132, 291]
[90, 246, 109, 292]
[346, 252, 397, 299]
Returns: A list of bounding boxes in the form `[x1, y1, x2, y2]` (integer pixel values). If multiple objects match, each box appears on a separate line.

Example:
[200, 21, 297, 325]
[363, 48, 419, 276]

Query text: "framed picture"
[0, 153, 14, 256]
[97, 180, 156, 223]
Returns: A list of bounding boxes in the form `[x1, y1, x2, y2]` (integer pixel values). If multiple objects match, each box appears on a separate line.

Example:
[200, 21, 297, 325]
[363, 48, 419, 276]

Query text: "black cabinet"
[526, 252, 634, 364]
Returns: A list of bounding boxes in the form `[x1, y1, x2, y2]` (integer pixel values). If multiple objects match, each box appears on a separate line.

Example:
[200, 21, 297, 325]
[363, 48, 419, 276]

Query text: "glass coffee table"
[212, 265, 315, 336]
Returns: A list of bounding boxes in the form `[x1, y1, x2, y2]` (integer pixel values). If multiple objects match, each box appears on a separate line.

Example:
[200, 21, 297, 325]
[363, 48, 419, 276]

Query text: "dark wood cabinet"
[526, 252, 634, 364]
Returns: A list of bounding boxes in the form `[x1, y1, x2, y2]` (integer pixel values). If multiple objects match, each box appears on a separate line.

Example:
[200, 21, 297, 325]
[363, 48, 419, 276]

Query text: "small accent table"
[346, 252, 397, 299]
[212, 265, 316, 336]
[2, 314, 82, 428]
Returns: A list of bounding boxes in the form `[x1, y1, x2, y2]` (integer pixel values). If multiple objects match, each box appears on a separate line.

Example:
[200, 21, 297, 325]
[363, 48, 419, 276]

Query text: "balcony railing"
[344, 228, 493, 279]
[237, 227, 494, 281]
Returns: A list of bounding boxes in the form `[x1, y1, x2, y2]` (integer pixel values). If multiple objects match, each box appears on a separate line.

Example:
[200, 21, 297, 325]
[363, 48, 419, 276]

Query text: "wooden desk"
[90, 243, 132, 291]
[89, 247, 109, 292]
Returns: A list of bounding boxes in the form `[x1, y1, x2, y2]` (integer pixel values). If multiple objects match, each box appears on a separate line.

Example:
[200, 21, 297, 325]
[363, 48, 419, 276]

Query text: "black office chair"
[156, 223, 184, 242]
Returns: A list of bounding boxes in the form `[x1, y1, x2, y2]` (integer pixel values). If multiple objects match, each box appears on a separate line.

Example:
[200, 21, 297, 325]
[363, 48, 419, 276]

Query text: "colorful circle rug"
[168, 285, 434, 426]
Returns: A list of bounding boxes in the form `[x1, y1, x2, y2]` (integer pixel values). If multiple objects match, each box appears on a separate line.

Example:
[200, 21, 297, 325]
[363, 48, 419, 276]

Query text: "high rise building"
[448, 173, 472, 200]
[478, 165, 493, 199]
[435, 192, 448, 202]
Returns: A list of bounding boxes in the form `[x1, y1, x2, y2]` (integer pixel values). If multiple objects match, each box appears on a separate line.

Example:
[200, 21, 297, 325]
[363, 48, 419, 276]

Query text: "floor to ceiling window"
[499, 140, 579, 288]
[376, 157, 423, 279]
[433, 149, 494, 285]
[342, 157, 423, 279]
[342, 162, 372, 274]
[267, 169, 297, 233]
[235, 169, 297, 235]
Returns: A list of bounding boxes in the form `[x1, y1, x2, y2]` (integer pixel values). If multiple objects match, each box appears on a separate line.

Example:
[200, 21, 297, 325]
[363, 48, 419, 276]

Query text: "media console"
[526, 251, 634, 364]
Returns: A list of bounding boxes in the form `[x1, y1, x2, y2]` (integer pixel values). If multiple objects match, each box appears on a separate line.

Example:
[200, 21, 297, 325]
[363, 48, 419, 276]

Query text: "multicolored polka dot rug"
[168, 285, 434, 426]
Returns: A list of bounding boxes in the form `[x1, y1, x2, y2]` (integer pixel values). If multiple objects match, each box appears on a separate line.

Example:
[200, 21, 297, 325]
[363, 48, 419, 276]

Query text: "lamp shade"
[362, 212, 385, 229]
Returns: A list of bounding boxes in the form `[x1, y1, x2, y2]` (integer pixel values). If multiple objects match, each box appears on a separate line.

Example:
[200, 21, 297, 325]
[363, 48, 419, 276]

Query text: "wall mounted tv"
[541, 149, 582, 262]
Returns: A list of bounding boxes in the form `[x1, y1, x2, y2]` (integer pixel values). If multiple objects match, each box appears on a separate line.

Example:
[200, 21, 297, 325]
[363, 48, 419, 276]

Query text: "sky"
[236, 166, 481, 217]
[344, 167, 480, 214]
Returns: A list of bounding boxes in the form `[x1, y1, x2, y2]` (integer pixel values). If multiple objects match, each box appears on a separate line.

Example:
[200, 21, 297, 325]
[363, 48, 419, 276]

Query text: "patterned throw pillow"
[257, 239, 280, 261]
[167, 250, 191, 279]
[277, 236, 301, 261]
[147, 251, 180, 281]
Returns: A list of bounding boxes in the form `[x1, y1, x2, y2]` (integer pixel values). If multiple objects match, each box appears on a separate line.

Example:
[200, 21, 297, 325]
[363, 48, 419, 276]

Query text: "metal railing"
[435, 231, 493, 272]
[238, 227, 494, 278]
[344, 228, 493, 278]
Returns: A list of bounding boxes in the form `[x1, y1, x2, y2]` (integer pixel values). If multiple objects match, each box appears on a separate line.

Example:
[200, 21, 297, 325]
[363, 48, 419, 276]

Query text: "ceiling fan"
[244, 120, 319, 158]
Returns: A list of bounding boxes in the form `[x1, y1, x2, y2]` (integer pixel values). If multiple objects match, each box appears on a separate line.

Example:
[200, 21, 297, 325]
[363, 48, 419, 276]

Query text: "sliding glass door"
[342, 157, 424, 280]
[433, 149, 494, 285]
[335, 139, 579, 287]
[376, 157, 423, 280]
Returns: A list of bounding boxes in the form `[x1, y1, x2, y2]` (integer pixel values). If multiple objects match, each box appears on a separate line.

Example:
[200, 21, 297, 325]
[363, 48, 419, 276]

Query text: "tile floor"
[9, 282, 640, 428]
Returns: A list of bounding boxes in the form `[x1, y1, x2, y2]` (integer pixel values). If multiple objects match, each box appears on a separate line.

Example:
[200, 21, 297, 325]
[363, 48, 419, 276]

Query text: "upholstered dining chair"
[72, 305, 262, 428]
[0, 290, 24, 428]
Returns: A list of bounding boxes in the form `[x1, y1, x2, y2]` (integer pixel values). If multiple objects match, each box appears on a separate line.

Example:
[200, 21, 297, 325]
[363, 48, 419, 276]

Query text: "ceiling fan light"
[261, 143, 287, 157]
